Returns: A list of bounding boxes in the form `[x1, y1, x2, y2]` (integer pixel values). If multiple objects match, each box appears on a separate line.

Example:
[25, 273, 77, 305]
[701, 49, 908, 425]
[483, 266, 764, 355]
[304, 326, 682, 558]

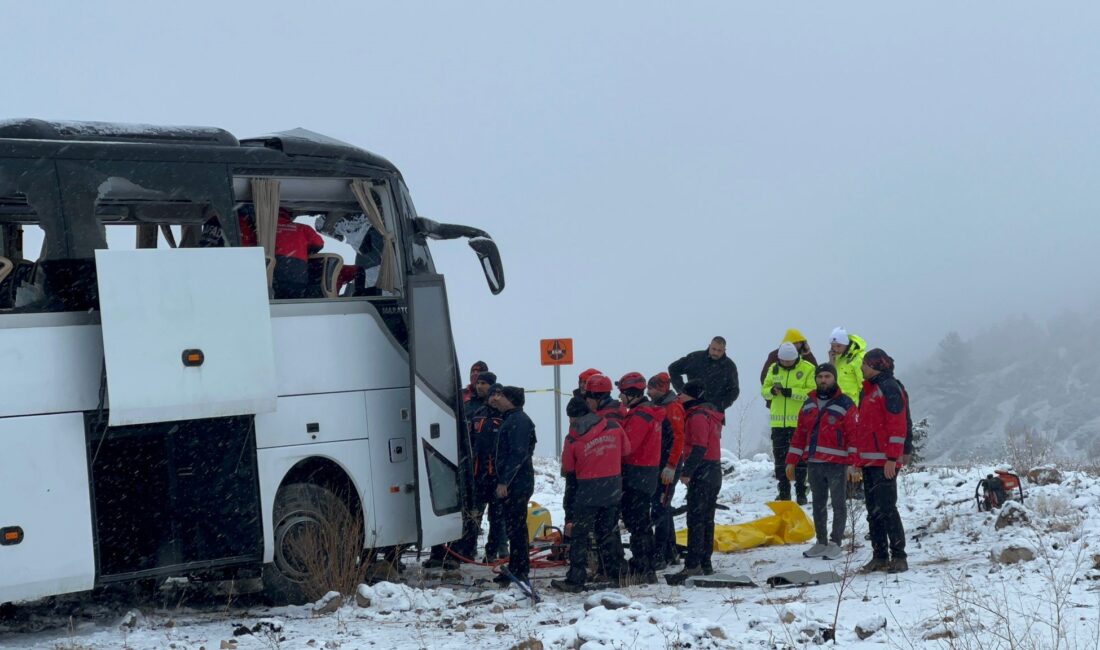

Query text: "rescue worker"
[272, 207, 325, 298]
[666, 381, 724, 585]
[668, 337, 740, 418]
[550, 376, 631, 593]
[828, 327, 868, 404]
[785, 363, 857, 560]
[617, 372, 665, 583]
[566, 368, 603, 426]
[760, 329, 818, 397]
[468, 371, 508, 561]
[849, 349, 909, 574]
[646, 372, 685, 569]
[589, 374, 626, 424]
[463, 361, 489, 404]
[488, 384, 537, 586]
[762, 342, 816, 503]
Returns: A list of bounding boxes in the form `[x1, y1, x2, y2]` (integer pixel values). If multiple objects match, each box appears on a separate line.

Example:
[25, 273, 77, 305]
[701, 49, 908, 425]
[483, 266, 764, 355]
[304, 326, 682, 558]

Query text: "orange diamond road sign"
[540, 338, 574, 366]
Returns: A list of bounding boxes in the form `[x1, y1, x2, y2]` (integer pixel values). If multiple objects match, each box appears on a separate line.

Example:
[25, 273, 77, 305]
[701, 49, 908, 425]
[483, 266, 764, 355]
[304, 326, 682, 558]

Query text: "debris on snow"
[311, 591, 343, 615]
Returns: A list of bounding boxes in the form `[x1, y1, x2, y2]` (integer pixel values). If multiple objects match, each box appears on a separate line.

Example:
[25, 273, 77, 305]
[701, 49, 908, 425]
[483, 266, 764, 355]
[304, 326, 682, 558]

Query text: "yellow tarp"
[675, 501, 815, 552]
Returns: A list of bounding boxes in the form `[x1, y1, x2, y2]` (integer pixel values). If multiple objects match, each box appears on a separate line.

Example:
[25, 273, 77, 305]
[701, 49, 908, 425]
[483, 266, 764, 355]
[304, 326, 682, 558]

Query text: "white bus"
[0, 119, 504, 605]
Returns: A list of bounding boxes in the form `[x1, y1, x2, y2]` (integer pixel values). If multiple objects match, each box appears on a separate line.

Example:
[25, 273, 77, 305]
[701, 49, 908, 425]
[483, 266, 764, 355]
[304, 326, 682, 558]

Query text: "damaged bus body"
[0, 119, 504, 605]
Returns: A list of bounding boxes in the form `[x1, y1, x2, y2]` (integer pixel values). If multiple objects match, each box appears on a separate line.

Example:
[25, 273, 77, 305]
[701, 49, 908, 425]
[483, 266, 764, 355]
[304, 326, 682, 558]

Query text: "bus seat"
[308, 253, 344, 298]
[0, 257, 11, 286]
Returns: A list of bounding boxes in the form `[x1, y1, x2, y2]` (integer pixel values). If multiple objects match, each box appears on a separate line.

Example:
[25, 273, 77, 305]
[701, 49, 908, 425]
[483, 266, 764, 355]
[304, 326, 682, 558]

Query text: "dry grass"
[283, 491, 368, 602]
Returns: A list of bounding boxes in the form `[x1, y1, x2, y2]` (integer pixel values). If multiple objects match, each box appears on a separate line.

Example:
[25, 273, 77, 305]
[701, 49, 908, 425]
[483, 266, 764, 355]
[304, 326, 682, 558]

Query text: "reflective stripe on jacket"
[786, 389, 857, 465]
[760, 359, 816, 428]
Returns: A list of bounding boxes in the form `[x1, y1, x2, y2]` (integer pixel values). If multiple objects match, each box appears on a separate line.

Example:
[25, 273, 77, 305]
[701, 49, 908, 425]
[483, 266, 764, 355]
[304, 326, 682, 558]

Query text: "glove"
[660, 466, 676, 485]
[780, 387, 793, 398]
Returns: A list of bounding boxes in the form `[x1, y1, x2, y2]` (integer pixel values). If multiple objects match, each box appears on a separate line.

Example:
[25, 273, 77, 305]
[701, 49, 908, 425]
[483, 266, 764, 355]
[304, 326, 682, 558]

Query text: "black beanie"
[682, 380, 705, 399]
[501, 385, 525, 408]
[566, 398, 589, 418]
[864, 348, 895, 372]
[814, 363, 837, 378]
[477, 371, 497, 385]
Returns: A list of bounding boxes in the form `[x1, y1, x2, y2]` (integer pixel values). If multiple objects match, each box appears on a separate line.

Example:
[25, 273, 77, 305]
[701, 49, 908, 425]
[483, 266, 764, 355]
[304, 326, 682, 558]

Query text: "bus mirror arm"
[414, 218, 505, 295]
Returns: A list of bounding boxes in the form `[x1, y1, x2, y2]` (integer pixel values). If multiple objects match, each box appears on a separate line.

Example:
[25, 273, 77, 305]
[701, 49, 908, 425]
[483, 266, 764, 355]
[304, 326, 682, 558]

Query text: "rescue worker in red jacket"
[784, 363, 857, 561]
[666, 381, 724, 585]
[589, 374, 627, 424]
[647, 372, 686, 569]
[551, 375, 631, 593]
[849, 349, 909, 574]
[566, 368, 603, 426]
[271, 207, 324, 298]
[617, 372, 665, 583]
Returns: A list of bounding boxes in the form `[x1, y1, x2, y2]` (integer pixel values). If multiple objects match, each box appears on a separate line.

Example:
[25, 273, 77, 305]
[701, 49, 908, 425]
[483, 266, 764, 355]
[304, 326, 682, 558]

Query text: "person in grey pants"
[784, 363, 859, 560]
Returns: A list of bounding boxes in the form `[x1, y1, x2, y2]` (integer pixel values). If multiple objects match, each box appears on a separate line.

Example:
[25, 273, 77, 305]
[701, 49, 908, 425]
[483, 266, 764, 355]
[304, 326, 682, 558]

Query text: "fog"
[4, 1, 1099, 455]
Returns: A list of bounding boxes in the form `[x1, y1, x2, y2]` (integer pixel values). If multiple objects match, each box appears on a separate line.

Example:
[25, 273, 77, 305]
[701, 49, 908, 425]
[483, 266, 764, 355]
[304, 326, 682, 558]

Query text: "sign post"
[540, 338, 573, 457]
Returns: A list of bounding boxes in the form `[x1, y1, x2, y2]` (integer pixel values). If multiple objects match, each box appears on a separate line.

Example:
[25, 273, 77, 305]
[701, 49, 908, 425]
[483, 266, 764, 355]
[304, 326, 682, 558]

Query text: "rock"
[855, 615, 887, 640]
[355, 584, 374, 608]
[490, 604, 504, 614]
[583, 591, 631, 611]
[454, 622, 466, 632]
[117, 610, 142, 630]
[779, 607, 796, 624]
[706, 625, 727, 640]
[312, 591, 343, 615]
[923, 626, 956, 641]
[1026, 466, 1062, 486]
[995, 502, 1030, 530]
[494, 622, 508, 632]
[510, 640, 543, 650]
[992, 543, 1035, 564]
[219, 641, 238, 650]
[232, 625, 251, 636]
[1092, 554, 1100, 571]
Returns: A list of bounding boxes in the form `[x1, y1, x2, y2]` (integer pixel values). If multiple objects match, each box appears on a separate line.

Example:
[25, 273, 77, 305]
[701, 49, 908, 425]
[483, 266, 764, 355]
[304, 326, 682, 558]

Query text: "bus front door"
[407, 274, 465, 548]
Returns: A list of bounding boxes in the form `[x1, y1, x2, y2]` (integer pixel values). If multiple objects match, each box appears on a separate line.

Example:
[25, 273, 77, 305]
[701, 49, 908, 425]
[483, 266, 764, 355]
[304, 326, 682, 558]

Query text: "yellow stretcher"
[674, 501, 815, 552]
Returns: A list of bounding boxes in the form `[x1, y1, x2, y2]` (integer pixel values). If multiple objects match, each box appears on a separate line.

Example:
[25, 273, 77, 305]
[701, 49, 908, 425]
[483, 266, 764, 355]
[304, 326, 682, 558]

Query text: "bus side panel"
[255, 440, 375, 565]
[364, 388, 416, 548]
[270, 309, 408, 397]
[0, 413, 95, 603]
[0, 318, 101, 419]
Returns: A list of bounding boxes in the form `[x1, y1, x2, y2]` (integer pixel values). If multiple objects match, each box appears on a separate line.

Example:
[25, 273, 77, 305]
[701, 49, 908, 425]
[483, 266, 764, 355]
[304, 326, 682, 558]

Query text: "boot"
[776, 480, 791, 501]
[550, 578, 585, 593]
[665, 566, 703, 586]
[795, 485, 808, 506]
[859, 558, 891, 574]
[888, 557, 909, 574]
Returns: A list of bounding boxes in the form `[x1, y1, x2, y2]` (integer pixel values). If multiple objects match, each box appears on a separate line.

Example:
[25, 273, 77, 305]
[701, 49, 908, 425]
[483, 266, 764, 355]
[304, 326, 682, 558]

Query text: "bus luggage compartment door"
[94, 248, 276, 427]
[0, 413, 95, 604]
[407, 275, 464, 548]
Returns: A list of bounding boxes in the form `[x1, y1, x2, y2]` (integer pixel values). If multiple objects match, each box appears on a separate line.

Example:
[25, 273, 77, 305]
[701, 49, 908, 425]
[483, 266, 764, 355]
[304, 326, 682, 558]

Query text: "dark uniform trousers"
[502, 486, 534, 577]
[685, 473, 721, 570]
[771, 427, 807, 499]
[651, 470, 680, 563]
[621, 485, 655, 574]
[862, 466, 906, 560]
[566, 504, 624, 585]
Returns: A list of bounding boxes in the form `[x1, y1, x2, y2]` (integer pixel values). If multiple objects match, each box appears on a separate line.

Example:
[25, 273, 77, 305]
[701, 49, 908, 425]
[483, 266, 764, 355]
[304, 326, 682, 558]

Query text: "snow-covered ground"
[3, 455, 1099, 649]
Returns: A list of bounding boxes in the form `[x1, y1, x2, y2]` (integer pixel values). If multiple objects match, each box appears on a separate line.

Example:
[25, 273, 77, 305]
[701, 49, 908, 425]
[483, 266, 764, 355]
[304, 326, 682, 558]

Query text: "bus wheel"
[263, 483, 357, 605]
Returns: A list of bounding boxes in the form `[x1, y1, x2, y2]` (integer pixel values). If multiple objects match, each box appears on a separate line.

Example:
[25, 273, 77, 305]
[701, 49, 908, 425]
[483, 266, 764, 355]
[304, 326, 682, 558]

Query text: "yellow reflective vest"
[761, 359, 816, 428]
[835, 333, 868, 404]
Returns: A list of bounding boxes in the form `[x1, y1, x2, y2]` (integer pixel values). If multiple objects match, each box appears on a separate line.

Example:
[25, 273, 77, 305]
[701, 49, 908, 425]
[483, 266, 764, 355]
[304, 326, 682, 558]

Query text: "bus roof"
[0, 118, 398, 173]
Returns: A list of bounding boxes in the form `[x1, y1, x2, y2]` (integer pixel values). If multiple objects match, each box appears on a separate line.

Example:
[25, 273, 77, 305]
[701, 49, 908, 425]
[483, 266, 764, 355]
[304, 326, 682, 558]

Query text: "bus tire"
[262, 482, 356, 605]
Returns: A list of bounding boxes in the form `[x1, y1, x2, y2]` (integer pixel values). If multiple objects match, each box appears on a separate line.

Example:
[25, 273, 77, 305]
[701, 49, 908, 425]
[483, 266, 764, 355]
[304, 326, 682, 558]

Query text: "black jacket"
[494, 407, 536, 496]
[469, 403, 503, 481]
[668, 350, 740, 411]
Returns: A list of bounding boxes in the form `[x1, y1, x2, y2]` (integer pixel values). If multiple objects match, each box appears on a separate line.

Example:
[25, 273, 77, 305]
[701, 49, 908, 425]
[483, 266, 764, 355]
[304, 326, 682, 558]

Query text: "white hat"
[830, 327, 850, 345]
[778, 342, 799, 362]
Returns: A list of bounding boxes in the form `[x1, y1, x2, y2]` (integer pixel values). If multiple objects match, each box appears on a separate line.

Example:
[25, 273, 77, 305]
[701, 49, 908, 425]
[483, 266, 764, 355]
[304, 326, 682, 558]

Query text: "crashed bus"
[0, 119, 503, 605]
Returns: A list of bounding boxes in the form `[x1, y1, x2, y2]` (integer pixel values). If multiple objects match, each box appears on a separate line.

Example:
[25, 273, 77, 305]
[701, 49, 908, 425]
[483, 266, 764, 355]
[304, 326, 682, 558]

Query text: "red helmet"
[578, 368, 603, 383]
[584, 374, 613, 394]
[648, 372, 671, 391]
[616, 372, 646, 392]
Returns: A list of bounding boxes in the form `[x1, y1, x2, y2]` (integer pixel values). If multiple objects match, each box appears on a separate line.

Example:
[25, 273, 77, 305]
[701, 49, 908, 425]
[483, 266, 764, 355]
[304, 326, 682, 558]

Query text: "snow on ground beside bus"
[3, 456, 1100, 649]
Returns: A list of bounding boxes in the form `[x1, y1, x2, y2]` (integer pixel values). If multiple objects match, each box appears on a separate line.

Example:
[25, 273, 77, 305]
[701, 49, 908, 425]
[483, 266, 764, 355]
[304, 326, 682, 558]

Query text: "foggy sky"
[4, 1, 1099, 455]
